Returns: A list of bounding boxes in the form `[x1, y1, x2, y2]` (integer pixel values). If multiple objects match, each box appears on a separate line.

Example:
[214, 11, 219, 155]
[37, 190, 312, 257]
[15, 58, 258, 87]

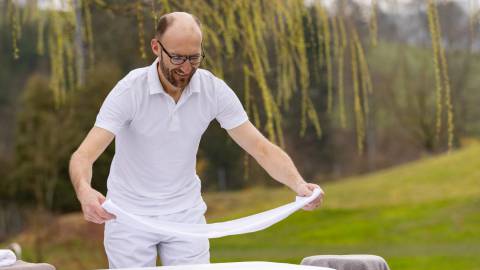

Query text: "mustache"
[173, 69, 189, 75]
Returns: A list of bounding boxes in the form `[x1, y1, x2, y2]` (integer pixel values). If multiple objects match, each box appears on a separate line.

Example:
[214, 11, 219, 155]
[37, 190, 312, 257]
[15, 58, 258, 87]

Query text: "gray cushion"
[301, 255, 390, 270]
[0, 260, 55, 270]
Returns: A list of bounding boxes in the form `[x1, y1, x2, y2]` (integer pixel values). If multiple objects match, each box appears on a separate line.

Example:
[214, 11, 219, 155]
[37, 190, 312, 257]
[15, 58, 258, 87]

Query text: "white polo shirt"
[95, 58, 248, 215]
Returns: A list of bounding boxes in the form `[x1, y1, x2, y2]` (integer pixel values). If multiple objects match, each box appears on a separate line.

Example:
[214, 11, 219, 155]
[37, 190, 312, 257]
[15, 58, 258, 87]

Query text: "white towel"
[102, 188, 321, 239]
[0, 249, 16, 267]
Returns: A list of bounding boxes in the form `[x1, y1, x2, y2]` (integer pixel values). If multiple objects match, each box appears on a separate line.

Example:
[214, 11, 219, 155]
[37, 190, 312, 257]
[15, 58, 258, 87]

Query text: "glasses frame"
[156, 40, 205, 66]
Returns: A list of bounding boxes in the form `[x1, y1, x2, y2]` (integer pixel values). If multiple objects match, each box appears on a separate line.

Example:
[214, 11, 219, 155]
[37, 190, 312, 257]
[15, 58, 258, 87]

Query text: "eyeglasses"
[157, 40, 205, 65]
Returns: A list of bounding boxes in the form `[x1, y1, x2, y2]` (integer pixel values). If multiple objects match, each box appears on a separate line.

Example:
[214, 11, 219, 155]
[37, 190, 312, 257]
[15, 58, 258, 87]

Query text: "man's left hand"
[294, 182, 325, 211]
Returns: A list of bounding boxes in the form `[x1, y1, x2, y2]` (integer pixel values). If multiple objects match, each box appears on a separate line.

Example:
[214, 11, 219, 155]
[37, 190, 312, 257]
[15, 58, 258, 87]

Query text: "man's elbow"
[70, 150, 91, 168]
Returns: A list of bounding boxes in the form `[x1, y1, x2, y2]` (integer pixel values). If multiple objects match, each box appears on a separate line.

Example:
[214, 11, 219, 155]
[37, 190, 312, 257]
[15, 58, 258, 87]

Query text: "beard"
[160, 59, 197, 89]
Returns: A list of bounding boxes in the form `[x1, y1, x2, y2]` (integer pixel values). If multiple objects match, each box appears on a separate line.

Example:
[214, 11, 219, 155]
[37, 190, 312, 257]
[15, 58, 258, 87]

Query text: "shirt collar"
[148, 58, 201, 95]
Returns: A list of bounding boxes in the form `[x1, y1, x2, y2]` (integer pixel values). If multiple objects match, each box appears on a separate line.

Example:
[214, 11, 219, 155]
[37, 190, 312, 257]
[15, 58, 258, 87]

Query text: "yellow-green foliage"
[3, 0, 455, 152]
[136, 0, 147, 59]
[469, 0, 477, 41]
[369, 0, 378, 47]
[427, 0, 454, 151]
[333, 14, 348, 129]
[350, 36, 365, 154]
[7, 0, 21, 59]
[83, 0, 94, 66]
[316, 4, 333, 114]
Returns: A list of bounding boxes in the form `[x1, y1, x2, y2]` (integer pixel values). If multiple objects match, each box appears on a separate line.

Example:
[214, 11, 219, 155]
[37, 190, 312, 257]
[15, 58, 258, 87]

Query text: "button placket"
[166, 99, 178, 132]
[168, 89, 194, 132]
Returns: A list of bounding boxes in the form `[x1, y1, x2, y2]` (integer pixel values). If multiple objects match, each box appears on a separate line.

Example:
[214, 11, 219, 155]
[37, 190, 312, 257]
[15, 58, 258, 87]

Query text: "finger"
[309, 199, 320, 207]
[96, 192, 107, 204]
[306, 184, 319, 191]
[304, 198, 322, 210]
[299, 185, 313, 197]
[307, 201, 319, 208]
[95, 207, 115, 220]
[315, 196, 324, 206]
[85, 214, 103, 224]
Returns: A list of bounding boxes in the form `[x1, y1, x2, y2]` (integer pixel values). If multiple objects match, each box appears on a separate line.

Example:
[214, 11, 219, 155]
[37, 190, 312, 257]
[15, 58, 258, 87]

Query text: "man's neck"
[162, 81, 183, 103]
[157, 64, 183, 103]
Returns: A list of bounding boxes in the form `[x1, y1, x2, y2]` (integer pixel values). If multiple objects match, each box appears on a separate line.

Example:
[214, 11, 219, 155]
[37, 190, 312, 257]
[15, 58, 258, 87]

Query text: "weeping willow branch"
[350, 38, 365, 154]
[427, 0, 443, 144]
[73, 0, 85, 87]
[136, 0, 147, 59]
[83, 0, 94, 66]
[7, 0, 21, 59]
[469, 0, 477, 43]
[316, 4, 333, 114]
[336, 15, 348, 128]
[151, 0, 158, 28]
[238, 2, 276, 142]
[36, 8, 46, 55]
[369, 0, 378, 47]
[287, 1, 321, 138]
[352, 26, 373, 115]
[432, 0, 454, 151]
[427, 0, 454, 151]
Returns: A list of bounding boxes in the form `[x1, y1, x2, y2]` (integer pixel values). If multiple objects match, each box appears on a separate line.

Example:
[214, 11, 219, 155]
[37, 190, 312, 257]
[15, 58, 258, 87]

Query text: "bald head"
[155, 12, 202, 42]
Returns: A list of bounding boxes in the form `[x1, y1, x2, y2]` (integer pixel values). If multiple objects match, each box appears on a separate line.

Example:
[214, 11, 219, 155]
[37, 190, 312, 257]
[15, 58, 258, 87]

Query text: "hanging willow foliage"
[469, 0, 477, 42]
[3, 0, 456, 154]
[7, 0, 21, 59]
[369, 0, 378, 47]
[334, 14, 348, 129]
[350, 34, 365, 154]
[83, 0, 94, 66]
[315, 4, 333, 114]
[136, 0, 147, 59]
[427, 0, 443, 143]
[352, 26, 373, 116]
[427, 0, 454, 151]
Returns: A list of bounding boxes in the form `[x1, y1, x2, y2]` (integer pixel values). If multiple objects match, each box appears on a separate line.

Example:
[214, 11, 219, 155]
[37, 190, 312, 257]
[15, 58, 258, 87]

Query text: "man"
[69, 12, 324, 268]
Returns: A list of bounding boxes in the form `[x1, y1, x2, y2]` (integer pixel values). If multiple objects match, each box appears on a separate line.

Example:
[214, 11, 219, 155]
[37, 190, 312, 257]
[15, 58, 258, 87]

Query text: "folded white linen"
[102, 188, 321, 239]
[0, 249, 16, 267]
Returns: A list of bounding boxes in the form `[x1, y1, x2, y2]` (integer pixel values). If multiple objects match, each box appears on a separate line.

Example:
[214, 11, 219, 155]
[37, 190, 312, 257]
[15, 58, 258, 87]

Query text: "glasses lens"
[171, 56, 185, 65]
[189, 55, 203, 65]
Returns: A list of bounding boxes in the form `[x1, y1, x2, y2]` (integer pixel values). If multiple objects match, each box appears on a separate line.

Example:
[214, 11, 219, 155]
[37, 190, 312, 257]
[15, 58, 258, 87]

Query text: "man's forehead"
[164, 13, 202, 36]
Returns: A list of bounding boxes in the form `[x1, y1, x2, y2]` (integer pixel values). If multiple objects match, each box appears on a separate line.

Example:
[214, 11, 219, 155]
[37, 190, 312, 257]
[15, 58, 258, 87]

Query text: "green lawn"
[4, 143, 480, 269]
[208, 143, 480, 269]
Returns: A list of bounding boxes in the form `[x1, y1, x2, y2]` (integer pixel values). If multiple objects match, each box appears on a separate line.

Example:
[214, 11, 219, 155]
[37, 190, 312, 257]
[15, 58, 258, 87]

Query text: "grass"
[207, 143, 480, 269]
[3, 143, 480, 269]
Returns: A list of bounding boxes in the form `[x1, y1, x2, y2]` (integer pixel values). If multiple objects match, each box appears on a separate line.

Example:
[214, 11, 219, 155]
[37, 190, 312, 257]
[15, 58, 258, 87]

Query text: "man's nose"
[180, 61, 192, 74]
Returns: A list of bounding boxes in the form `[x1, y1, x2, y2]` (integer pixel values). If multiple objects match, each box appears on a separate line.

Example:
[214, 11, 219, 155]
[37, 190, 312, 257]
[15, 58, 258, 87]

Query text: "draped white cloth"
[102, 189, 321, 239]
[0, 249, 16, 267]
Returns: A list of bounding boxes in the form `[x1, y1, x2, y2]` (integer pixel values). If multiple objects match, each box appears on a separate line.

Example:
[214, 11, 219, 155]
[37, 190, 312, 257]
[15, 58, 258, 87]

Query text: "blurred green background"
[0, 0, 479, 269]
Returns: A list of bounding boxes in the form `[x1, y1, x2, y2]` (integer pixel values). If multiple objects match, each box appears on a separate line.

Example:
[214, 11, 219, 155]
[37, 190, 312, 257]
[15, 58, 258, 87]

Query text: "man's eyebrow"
[171, 52, 201, 57]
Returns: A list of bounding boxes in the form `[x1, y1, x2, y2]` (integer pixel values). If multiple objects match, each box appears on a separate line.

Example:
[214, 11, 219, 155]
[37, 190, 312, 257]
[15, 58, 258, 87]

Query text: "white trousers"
[104, 203, 210, 268]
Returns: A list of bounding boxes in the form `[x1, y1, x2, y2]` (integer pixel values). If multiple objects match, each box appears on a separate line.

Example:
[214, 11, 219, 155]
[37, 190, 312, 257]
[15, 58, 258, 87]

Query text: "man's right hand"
[69, 127, 116, 224]
[78, 185, 115, 224]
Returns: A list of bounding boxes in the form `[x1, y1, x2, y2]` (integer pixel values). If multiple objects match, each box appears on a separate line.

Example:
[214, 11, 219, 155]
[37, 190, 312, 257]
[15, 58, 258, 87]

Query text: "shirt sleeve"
[94, 80, 135, 135]
[215, 79, 249, 130]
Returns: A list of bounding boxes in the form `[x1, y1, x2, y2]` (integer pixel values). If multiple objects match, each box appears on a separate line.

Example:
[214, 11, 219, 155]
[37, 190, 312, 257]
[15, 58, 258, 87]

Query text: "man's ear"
[151, 39, 160, 56]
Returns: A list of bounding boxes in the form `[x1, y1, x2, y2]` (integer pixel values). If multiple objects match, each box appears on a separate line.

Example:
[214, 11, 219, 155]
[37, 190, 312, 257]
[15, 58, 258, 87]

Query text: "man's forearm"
[69, 151, 93, 198]
[253, 141, 305, 191]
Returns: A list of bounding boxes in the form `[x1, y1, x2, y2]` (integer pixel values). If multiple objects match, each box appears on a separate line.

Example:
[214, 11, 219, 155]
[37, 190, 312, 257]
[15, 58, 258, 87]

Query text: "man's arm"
[69, 126, 116, 223]
[227, 121, 324, 210]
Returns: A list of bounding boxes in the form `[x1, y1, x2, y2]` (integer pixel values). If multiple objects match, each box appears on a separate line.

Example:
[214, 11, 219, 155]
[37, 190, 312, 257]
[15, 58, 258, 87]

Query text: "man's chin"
[172, 80, 189, 89]
[171, 75, 189, 86]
